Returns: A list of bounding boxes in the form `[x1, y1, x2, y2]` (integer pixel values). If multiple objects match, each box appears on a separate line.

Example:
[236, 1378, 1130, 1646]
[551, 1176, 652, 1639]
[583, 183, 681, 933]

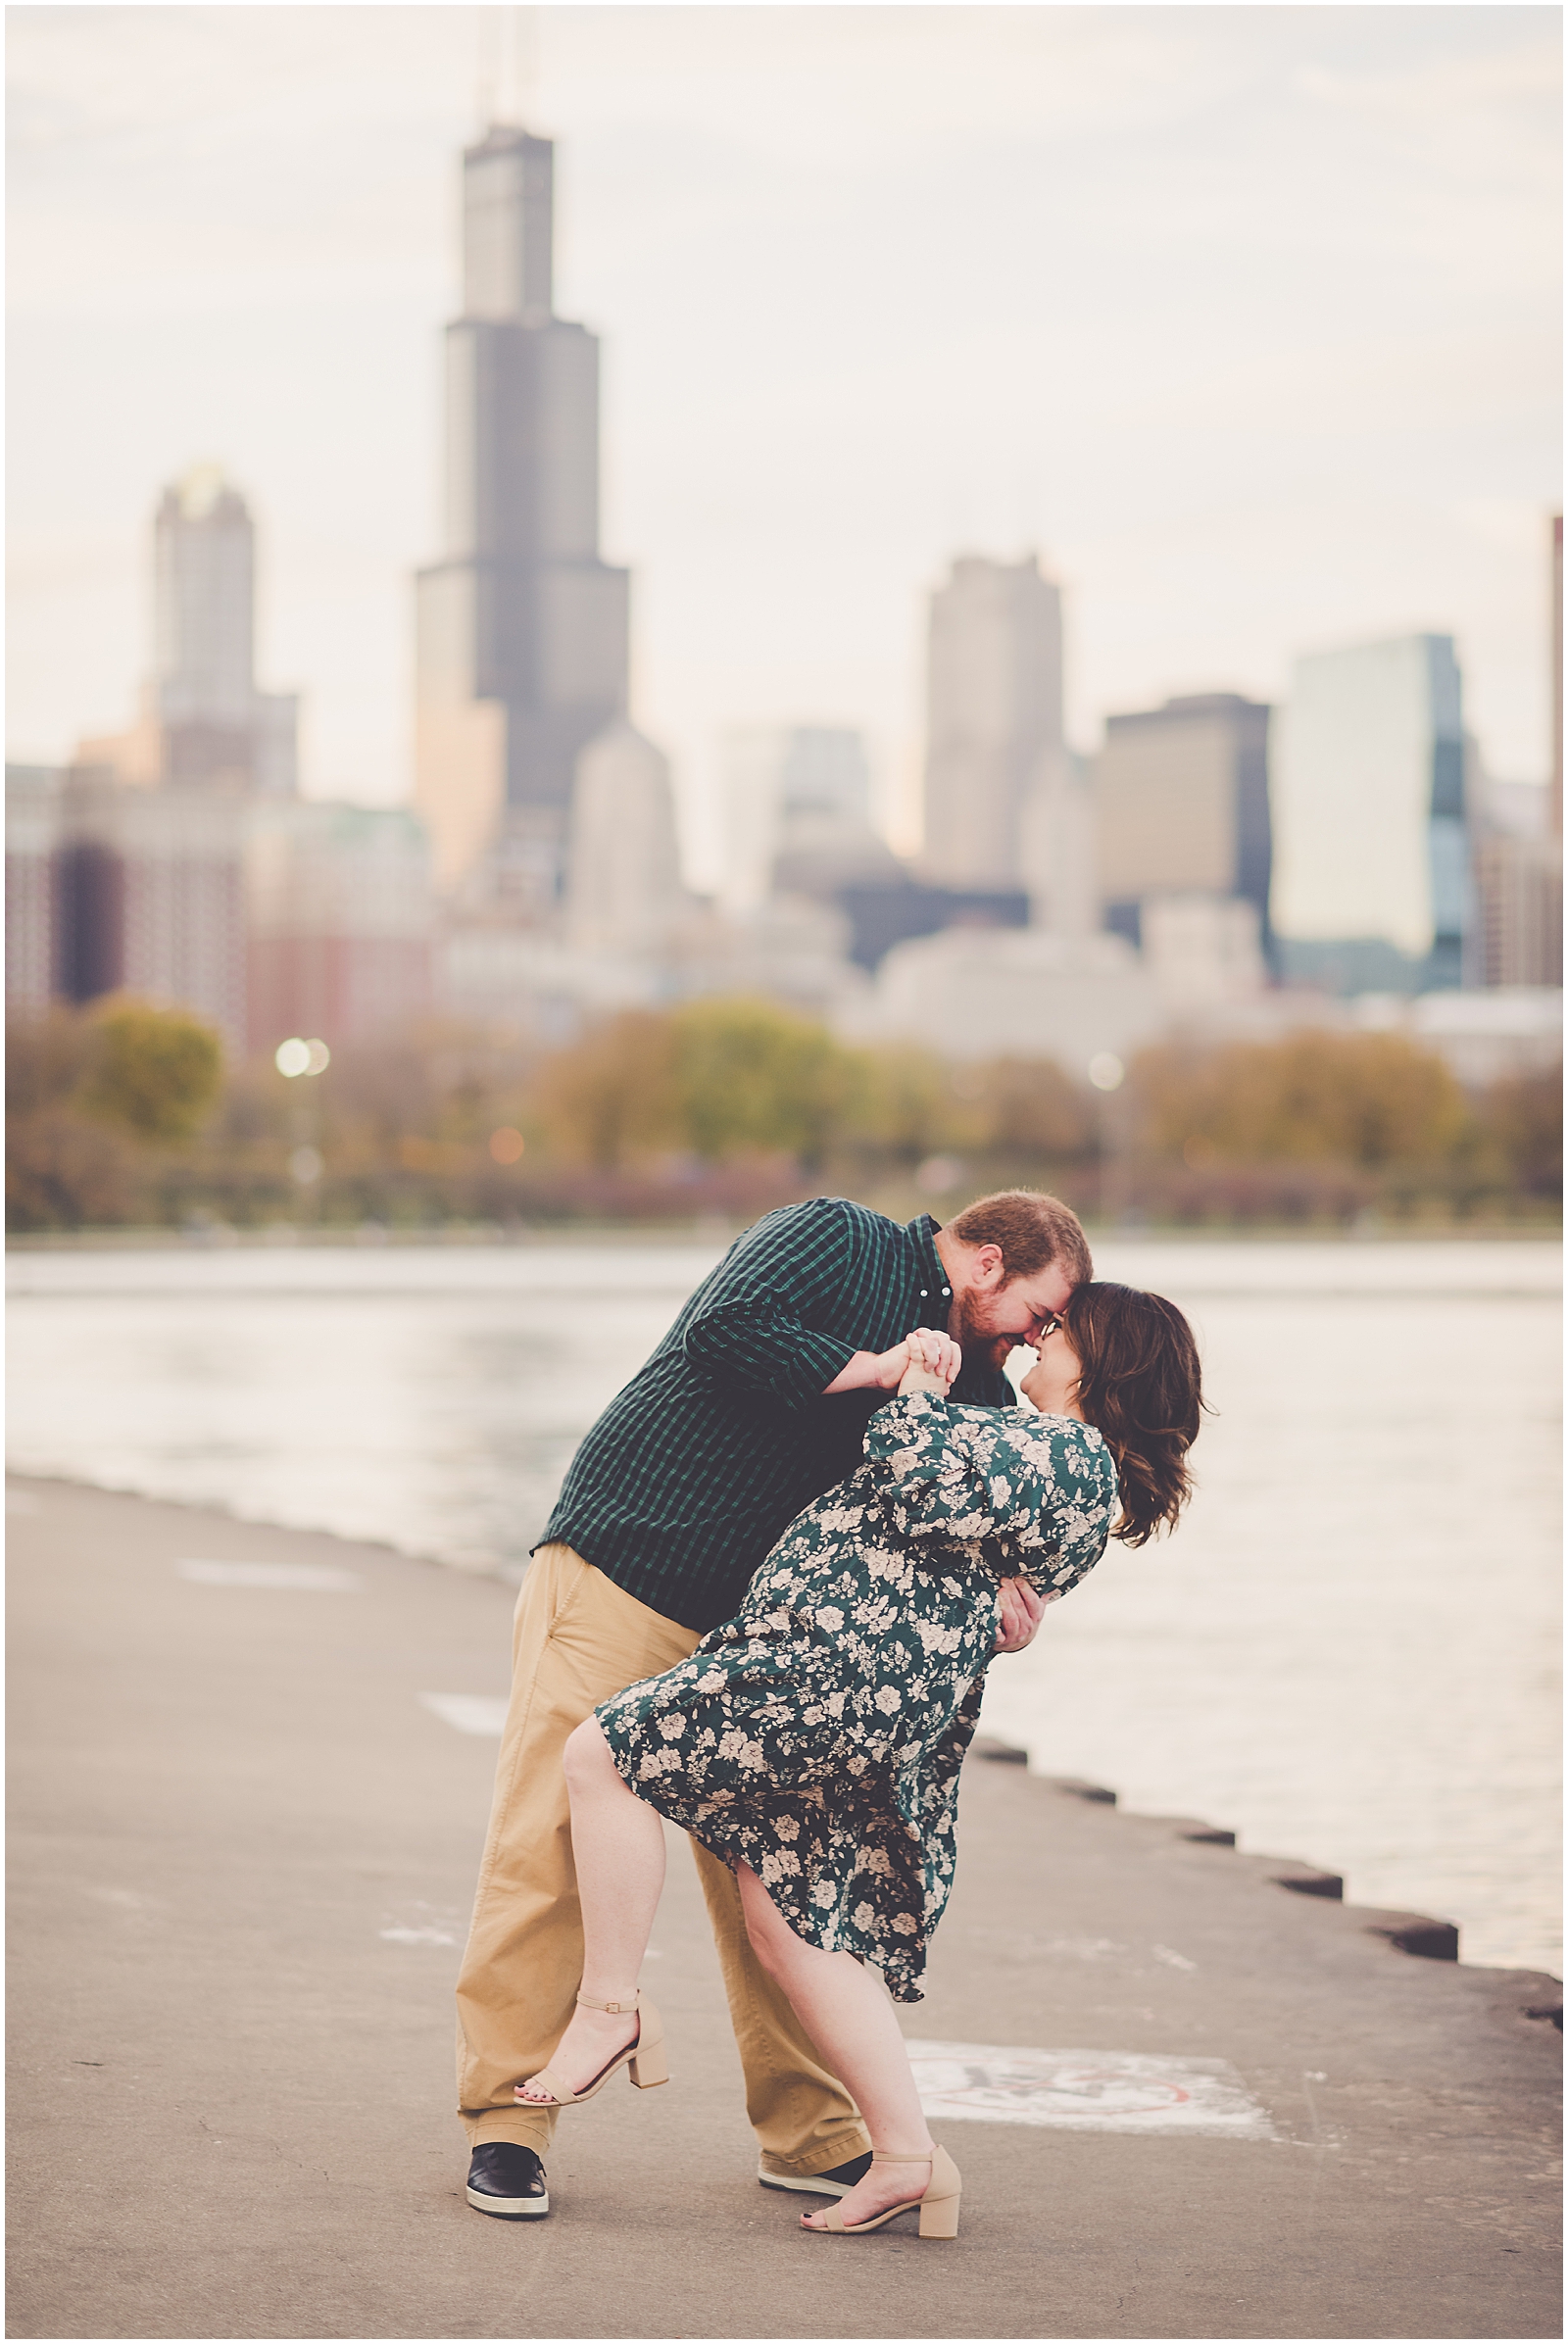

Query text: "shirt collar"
[905, 1213, 954, 1325]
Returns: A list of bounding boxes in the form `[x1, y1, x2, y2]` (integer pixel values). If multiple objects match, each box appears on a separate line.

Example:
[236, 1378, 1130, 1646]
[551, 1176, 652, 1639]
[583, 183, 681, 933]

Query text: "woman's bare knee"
[564, 1716, 617, 1791]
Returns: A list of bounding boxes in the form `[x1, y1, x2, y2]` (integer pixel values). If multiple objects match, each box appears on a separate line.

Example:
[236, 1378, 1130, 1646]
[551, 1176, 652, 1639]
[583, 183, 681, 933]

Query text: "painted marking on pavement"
[378, 1897, 466, 1947]
[418, 1692, 510, 1735]
[906, 2041, 1275, 2137]
[177, 1559, 363, 1591]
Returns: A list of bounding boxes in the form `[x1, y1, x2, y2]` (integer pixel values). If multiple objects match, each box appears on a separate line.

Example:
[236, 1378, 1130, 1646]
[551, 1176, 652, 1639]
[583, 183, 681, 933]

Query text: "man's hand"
[994, 1576, 1046, 1654]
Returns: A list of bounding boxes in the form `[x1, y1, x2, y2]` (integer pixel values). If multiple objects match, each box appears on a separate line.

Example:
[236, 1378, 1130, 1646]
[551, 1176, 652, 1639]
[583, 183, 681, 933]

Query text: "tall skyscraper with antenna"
[414, 124, 629, 914]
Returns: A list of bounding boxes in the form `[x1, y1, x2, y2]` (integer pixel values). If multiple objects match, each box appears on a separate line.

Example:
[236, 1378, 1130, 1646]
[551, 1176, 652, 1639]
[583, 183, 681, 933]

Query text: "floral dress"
[595, 1392, 1117, 2002]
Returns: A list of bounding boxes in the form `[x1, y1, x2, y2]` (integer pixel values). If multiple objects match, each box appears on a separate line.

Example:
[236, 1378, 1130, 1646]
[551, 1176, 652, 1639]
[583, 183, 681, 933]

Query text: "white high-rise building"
[567, 725, 690, 956]
[1272, 635, 1468, 988]
[77, 467, 298, 797]
[920, 555, 1065, 898]
[152, 467, 298, 795]
[717, 727, 895, 915]
[154, 468, 255, 735]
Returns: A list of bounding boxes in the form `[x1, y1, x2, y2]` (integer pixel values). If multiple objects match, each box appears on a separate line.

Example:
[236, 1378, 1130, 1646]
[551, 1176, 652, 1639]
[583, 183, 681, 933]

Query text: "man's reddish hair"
[945, 1189, 1092, 1288]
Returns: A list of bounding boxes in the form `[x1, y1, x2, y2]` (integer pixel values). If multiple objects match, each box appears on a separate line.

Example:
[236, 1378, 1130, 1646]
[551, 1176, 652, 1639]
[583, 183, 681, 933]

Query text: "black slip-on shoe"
[466, 2141, 549, 2219]
[758, 2152, 874, 2198]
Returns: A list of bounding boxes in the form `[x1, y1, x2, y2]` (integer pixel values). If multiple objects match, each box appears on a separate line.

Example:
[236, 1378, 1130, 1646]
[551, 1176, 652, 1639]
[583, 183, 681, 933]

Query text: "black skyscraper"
[415, 126, 629, 912]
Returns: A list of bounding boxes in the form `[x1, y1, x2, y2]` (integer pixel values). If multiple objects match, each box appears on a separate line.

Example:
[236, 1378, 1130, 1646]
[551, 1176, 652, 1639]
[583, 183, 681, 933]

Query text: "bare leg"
[736, 1864, 935, 2230]
[516, 1719, 665, 2102]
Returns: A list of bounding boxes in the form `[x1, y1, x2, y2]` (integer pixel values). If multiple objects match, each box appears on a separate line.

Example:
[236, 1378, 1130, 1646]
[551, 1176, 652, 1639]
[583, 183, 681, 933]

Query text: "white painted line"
[176, 1559, 363, 1591]
[379, 1926, 459, 1947]
[418, 1692, 510, 1736]
[905, 2041, 1275, 2137]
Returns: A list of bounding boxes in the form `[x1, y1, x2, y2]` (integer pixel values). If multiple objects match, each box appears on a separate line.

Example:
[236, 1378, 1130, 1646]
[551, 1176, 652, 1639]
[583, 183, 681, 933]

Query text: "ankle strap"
[870, 2149, 935, 2163]
[575, 1989, 639, 2015]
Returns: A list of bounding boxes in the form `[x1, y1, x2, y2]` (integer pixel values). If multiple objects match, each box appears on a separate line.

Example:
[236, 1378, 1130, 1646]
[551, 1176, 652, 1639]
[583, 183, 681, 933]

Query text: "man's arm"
[822, 1344, 914, 1395]
[680, 1199, 893, 1406]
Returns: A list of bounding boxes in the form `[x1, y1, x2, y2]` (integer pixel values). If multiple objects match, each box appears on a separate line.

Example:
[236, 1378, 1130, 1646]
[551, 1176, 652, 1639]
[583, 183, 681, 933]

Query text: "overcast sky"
[7, 3, 1561, 874]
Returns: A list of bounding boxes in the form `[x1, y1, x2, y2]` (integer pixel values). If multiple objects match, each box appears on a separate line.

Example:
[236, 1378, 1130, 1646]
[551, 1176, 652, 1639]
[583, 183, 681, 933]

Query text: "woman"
[515, 1281, 1203, 2240]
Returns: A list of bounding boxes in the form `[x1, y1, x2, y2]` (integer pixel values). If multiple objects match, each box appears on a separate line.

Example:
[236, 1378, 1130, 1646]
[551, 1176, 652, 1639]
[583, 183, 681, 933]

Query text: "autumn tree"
[7, 1008, 148, 1229]
[671, 999, 862, 1167]
[1482, 1060, 1563, 1198]
[844, 1045, 965, 1167]
[969, 1055, 1094, 1165]
[1133, 1031, 1470, 1169]
[79, 999, 223, 1144]
[533, 1010, 682, 1170]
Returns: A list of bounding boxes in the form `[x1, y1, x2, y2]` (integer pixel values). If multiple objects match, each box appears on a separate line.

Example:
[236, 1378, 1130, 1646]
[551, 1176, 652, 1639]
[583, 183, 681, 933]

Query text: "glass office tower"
[415, 126, 630, 912]
[1272, 634, 1468, 991]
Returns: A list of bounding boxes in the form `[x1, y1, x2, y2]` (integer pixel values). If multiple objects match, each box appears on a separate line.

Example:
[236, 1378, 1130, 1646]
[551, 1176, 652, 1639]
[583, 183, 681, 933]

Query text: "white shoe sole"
[466, 2183, 550, 2220]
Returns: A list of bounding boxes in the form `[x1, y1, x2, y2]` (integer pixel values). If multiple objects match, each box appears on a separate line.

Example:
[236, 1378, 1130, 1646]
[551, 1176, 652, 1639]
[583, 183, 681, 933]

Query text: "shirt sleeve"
[862, 1391, 1116, 1599]
[678, 1198, 862, 1407]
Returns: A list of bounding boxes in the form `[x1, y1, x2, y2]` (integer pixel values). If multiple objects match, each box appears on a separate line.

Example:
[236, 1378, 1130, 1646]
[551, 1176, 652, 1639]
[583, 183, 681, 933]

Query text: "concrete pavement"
[7, 1475, 1560, 2340]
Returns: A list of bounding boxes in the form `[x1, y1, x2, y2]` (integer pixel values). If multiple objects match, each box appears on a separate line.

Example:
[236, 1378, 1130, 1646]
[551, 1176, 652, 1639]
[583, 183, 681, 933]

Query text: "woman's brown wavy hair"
[1062, 1282, 1204, 1546]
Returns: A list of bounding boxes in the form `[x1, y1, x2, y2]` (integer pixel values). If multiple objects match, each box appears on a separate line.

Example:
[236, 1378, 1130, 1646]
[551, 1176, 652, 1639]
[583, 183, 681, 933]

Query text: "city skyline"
[8, 5, 1562, 890]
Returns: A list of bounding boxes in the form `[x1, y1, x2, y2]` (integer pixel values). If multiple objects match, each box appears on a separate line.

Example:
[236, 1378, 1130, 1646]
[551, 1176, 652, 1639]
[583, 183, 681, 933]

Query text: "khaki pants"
[456, 1542, 870, 2176]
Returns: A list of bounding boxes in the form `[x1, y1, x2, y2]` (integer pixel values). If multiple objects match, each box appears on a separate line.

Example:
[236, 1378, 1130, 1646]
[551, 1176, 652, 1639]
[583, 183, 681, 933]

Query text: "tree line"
[7, 993, 1559, 1233]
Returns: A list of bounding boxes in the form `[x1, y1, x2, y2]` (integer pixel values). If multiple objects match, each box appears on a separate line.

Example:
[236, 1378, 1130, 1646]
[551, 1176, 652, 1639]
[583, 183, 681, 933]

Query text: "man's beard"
[948, 1292, 1018, 1374]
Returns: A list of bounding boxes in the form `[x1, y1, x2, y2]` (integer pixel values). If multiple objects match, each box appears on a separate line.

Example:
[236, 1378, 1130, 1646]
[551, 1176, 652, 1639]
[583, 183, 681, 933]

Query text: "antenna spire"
[478, 7, 537, 131]
[513, 8, 538, 126]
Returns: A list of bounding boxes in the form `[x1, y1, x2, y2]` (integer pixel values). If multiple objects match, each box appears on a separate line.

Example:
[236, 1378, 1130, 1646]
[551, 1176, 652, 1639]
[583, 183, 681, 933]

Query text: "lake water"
[7, 1234, 1560, 1978]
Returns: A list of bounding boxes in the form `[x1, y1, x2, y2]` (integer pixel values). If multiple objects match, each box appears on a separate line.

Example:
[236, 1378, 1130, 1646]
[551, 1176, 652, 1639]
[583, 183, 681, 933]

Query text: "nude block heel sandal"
[514, 1990, 668, 2108]
[623, 1996, 668, 2090]
[806, 2147, 961, 2239]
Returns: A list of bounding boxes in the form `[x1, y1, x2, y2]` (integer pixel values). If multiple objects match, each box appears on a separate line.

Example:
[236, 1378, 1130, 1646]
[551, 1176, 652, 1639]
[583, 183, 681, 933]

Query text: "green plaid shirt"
[542, 1197, 1016, 1632]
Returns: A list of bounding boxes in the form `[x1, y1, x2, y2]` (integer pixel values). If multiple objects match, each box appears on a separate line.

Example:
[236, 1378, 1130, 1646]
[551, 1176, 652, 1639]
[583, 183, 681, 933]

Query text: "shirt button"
[919, 1289, 927, 1296]
[941, 1287, 951, 1296]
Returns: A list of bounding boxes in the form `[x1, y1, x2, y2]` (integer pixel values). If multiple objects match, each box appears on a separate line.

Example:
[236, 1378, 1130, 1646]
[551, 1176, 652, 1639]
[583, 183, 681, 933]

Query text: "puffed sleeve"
[862, 1391, 1117, 1600]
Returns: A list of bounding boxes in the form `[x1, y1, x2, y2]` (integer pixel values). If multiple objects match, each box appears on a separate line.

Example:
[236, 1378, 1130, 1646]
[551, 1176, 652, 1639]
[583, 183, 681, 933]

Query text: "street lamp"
[1088, 1052, 1126, 1226]
[274, 1038, 330, 1213]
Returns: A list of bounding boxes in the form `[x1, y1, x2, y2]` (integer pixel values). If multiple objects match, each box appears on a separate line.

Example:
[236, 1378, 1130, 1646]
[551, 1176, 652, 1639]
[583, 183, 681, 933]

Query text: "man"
[458, 1186, 1092, 2219]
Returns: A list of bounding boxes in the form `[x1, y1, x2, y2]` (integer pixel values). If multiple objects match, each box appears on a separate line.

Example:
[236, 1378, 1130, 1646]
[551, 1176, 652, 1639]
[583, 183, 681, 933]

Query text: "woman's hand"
[898, 1327, 961, 1397]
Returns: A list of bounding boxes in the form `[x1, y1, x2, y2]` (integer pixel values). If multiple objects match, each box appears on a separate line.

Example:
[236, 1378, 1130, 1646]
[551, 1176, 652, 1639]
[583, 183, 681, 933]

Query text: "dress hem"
[598, 1726, 929, 2005]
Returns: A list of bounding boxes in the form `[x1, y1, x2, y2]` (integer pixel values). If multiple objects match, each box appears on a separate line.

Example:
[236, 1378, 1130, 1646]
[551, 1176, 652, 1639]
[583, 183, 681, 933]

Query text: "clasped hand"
[895, 1326, 961, 1396]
